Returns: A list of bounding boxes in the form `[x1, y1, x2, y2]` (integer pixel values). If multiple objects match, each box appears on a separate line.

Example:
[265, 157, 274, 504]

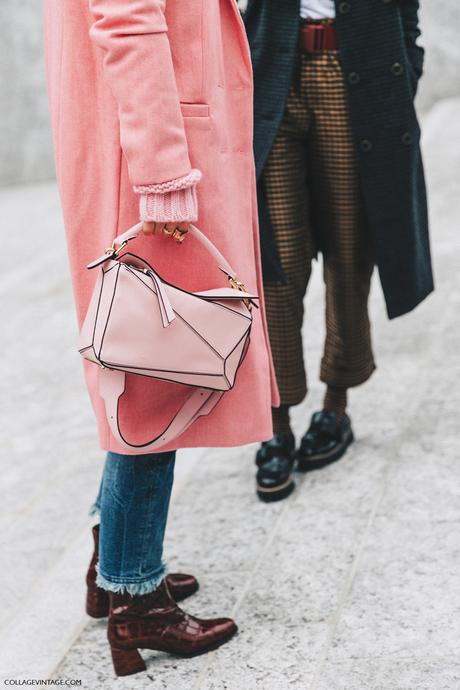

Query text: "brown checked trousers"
[263, 47, 376, 406]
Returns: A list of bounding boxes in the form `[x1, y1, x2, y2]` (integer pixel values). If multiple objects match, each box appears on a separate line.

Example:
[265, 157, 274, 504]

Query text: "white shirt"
[300, 0, 336, 20]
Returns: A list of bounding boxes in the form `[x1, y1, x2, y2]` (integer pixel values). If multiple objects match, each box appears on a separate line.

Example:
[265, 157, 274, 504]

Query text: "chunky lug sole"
[296, 430, 354, 472]
[86, 578, 199, 619]
[256, 476, 295, 503]
[110, 625, 238, 676]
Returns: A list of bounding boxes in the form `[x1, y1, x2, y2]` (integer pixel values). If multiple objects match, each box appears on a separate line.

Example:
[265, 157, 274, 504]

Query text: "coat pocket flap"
[180, 103, 210, 118]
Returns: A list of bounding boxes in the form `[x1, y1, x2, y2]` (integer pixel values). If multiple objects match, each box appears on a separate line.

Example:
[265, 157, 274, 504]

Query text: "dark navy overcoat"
[244, 0, 434, 319]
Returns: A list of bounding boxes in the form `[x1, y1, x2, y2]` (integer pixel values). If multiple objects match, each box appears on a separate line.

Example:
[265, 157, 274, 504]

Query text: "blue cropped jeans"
[91, 451, 176, 595]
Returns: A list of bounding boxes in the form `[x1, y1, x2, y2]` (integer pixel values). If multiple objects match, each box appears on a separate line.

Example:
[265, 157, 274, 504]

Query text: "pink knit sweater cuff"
[134, 169, 202, 223]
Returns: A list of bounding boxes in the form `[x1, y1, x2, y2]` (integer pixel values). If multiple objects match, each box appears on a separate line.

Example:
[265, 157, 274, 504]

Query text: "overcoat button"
[339, 2, 351, 14]
[382, 0, 392, 4]
[360, 139, 372, 152]
[348, 72, 360, 85]
[401, 132, 413, 145]
[391, 62, 404, 76]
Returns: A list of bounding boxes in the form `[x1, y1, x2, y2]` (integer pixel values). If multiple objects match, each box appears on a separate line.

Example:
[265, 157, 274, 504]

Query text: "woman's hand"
[142, 221, 191, 237]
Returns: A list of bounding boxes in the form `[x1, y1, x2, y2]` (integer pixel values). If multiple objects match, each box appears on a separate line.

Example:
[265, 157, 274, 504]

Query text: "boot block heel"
[110, 645, 146, 677]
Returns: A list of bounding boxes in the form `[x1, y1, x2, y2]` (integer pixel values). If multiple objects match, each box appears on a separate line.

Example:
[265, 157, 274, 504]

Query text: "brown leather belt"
[300, 22, 338, 53]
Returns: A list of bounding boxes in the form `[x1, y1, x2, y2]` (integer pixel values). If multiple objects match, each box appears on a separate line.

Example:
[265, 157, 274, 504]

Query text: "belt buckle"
[305, 24, 325, 53]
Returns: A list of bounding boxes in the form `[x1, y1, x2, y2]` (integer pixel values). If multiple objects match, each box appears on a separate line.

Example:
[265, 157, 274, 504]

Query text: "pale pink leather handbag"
[79, 223, 257, 451]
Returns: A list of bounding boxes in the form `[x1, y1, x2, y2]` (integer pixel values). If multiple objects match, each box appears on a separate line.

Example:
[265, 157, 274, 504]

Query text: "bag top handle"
[87, 222, 238, 281]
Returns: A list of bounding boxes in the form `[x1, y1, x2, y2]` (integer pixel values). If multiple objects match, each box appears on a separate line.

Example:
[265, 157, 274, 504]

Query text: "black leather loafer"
[255, 433, 296, 502]
[297, 411, 354, 472]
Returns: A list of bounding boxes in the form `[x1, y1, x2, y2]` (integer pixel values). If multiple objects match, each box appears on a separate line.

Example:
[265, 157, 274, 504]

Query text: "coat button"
[359, 139, 372, 153]
[382, 0, 392, 3]
[339, 1, 351, 14]
[348, 72, 360, 85]
[401, 132, 413, 145]
[391, 62, 404, 76]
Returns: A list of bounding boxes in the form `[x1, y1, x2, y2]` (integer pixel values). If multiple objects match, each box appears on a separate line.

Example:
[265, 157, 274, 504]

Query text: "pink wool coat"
[44, 0, 279, 453]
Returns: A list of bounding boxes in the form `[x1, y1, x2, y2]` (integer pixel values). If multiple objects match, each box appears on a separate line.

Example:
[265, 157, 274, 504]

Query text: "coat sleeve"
[399, 0, 425, 92]
[88, 0, 192, 187]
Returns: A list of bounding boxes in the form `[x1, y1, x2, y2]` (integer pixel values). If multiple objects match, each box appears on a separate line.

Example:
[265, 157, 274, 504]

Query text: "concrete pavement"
[1, 98, 460, 689]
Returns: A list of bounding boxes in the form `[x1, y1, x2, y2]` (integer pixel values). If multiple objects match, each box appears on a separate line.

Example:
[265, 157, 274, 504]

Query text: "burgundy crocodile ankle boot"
[86, 524, 199, 618]
[108, 580, 237, 676]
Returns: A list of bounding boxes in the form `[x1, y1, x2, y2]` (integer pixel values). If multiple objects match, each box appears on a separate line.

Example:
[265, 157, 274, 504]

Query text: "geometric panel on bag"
[124, 263, 251, 358]
[106, 364, 234, 391]
[99, 265, 226, 377]
[123, 263, 251, 357]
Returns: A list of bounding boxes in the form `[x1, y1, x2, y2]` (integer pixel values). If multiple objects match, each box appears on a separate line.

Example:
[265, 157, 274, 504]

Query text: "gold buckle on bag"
[229, 276, 247, 292]
[105, 240, 128, 257]
[228, 275, 252, 311]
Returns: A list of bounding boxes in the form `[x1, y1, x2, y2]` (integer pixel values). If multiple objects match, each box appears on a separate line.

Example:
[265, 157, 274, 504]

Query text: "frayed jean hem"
[95, 562, 168, 596]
